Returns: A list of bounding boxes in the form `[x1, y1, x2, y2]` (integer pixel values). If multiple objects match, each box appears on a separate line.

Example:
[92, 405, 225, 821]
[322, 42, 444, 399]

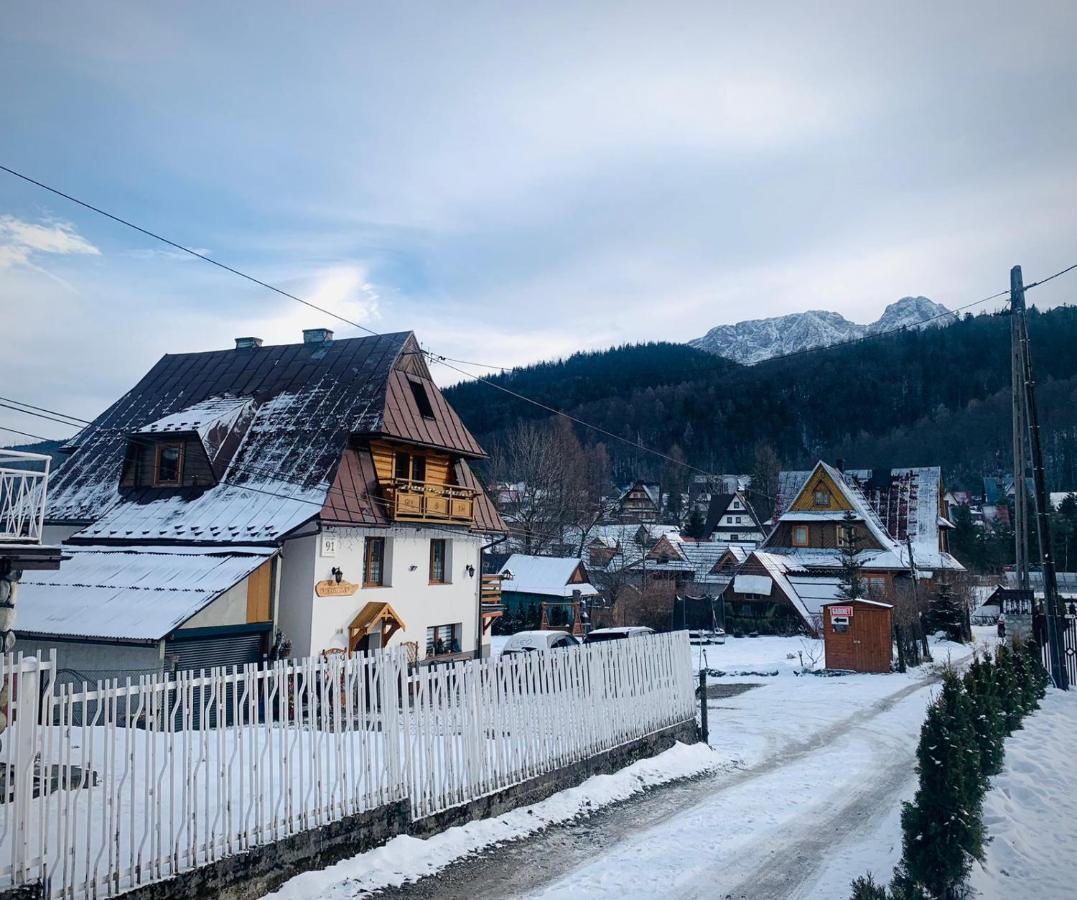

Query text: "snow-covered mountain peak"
[688, 296, 954, 365]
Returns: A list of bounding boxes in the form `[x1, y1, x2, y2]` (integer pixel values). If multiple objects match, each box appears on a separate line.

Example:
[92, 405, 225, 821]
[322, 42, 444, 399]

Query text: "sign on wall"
[315, 579, 358, 597]
[828, 605, 854, 617]
[320, 532, 338, 558]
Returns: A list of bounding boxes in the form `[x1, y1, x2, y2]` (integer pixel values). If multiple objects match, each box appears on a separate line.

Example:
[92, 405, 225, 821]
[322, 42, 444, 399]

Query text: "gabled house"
[496, 553, 598, 633]
[723, 461, 964, 635]
[702, 490, 765, 544]
[17, 329, 505, 675]
[616, 480, 661, 524]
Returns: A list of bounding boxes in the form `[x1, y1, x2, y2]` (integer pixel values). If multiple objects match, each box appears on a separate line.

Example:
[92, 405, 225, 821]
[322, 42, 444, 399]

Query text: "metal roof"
[45, 332, 497, 542]
[17, 545, 277, 641]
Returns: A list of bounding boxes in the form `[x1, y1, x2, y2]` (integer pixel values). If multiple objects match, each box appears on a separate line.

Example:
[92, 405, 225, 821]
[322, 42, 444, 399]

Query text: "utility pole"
[1011, 275, 1031, 590]
[1012, 266, 1068, 689]
[907, 536, 932, 662]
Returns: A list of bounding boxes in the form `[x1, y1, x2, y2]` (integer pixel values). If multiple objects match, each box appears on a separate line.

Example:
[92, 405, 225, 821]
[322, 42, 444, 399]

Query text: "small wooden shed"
[821, 598, 893, 673]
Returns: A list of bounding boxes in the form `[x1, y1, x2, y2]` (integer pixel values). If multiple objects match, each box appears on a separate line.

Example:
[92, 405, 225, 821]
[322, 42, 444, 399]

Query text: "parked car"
[499, 630, 581, 656]
[584, 626, 655, 644]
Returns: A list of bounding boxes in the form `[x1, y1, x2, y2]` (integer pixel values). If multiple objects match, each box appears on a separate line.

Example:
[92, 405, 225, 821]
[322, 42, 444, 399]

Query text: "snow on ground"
[267, 741, 722, 900]
[970, 688, 1077, 900]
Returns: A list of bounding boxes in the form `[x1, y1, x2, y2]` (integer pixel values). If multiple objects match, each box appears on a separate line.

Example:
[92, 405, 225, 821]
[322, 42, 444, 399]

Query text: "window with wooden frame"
[792, 524, 810, 547]
[363, 537, 386, 586]
[154, 442, 184, 486]
[813, 488, 830, 508]
[429, 538, 447, 584]
[837, 523, 857, 548]
[394, 451, 427, 484]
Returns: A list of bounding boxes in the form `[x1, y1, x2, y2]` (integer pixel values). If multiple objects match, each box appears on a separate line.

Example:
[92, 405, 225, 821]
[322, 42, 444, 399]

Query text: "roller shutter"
[166, 628, 267, 673]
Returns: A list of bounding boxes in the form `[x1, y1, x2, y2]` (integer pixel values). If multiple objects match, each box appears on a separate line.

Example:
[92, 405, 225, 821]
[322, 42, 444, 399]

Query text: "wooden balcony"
[480, 574, 504, 632]
[386, 478, 476, 525]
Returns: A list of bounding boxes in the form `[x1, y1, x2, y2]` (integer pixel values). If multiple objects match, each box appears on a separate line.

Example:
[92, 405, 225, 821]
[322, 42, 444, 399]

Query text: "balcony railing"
[0, 450, 51, 544]
[387, 478, 476, 525]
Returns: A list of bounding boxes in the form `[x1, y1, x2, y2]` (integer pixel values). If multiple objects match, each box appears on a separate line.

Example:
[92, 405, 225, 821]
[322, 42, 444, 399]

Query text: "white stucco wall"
[304, 526, 483, 658]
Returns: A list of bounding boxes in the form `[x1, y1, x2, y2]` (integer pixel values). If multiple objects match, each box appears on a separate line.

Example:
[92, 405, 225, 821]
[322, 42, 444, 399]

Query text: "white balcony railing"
[0, 450, 51, 544]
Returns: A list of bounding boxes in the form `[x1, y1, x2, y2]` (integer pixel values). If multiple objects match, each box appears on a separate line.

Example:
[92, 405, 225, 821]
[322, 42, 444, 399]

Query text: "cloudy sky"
[2, 1, 1076, 438]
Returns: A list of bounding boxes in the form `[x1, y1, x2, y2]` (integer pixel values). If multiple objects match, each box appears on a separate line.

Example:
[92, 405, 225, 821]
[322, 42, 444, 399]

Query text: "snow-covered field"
[970, 688, 1077, 900]
[274, 630, 996, 899]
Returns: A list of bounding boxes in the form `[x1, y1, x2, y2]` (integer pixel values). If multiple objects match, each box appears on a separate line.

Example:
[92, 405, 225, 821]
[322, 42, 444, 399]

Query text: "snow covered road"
[272, 634, 983, 900]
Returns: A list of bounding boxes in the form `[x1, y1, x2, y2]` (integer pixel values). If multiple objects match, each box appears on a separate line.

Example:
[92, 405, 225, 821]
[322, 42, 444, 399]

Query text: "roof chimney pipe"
[235, 337, 263, 349]
[303, 328, 334, 344]
[836, 458, 845, 473]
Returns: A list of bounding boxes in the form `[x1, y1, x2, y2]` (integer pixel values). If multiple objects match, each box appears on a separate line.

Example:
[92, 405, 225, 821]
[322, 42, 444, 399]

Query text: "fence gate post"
[697, 669, 708, 744]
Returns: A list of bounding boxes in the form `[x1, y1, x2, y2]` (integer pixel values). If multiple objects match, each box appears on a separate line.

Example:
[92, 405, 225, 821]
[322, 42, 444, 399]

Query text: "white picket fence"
[0, 631, 694, 899]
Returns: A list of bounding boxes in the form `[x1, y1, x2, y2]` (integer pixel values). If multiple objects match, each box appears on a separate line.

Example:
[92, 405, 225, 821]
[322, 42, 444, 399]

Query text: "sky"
[2, 1, 1077, 439]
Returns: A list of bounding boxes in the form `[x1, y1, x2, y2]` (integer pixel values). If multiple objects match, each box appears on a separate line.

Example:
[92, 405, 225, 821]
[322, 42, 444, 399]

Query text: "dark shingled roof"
[48, 331, 503, 542]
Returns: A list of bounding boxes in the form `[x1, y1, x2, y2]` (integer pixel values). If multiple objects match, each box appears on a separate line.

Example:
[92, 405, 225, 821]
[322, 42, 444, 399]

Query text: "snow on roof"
[498, 554, 598, 598]
[136, 396, 253, 437]
[17, 545, 276, 641]
[750, 551, 815, 626]
[46, 332, 496, 543]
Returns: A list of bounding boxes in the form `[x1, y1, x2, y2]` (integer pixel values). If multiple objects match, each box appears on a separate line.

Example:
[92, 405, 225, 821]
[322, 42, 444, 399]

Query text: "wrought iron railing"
[0, 450, 50, 544]
[387, 478, 476, 524]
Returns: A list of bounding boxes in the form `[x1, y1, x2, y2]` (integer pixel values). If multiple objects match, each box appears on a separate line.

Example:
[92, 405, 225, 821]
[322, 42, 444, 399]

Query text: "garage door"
[165, 627, 268, 673]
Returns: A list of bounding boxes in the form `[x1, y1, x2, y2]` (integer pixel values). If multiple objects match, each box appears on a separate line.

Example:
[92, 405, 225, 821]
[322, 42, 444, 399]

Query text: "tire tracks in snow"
[375, 669, 948, 900]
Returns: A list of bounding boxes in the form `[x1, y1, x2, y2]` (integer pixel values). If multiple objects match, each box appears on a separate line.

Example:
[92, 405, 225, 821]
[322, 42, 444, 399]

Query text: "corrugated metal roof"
[17, 545, 276, 641]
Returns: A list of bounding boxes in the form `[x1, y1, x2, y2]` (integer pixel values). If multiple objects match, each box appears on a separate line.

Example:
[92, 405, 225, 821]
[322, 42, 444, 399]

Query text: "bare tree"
[488, 418, 607, 555]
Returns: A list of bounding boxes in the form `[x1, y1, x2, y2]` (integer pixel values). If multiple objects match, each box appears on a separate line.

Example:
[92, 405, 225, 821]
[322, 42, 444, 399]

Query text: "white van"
[499, 630, 581, 656]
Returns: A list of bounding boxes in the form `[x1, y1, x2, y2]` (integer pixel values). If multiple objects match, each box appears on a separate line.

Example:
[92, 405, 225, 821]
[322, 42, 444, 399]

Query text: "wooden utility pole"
[1012, 266, 1068, 688]
[1011, 270, 1031, 589]
[907, 535, 932, 662]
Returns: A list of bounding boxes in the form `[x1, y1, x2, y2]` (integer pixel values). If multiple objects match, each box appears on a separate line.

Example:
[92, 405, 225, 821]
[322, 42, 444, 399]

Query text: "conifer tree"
[929, 581, 966, 643]
[837, 510, 866, 601]
[962, 655, 1005, 777]
[994, 644, 1024, 734]
[900, 672, 984, 897]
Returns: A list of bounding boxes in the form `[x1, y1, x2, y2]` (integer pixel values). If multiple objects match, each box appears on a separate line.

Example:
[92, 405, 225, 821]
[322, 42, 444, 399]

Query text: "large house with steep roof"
[723, 461, 963, 635]
[16, 329, 505, 676]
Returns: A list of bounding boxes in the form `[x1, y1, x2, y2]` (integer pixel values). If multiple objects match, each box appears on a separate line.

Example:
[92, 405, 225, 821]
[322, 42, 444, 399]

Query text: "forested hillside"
[445, 305, 1077, 492]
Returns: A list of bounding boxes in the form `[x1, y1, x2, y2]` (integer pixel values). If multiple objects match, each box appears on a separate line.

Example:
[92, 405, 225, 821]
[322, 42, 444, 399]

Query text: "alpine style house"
[16, 329, 506, 676]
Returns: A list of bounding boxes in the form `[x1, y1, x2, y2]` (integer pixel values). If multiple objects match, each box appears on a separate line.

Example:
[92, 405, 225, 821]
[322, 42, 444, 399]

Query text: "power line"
[0, 424, 52, 443]
[0, 400, 87, 430]
[0, 163, 380, 338]
[0, 395, 87, 427]
[5, 162, 1076, 488]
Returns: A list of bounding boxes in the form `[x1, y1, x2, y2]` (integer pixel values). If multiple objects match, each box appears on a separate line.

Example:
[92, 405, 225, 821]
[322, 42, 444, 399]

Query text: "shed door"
[852, 608, 891, 673]
[165, 628, 267, 673]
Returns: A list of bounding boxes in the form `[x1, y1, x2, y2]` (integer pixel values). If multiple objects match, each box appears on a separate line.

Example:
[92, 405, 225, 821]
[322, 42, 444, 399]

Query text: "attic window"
[154, 442, 184, 486]
[408, 378, 436, 419]
[813, 488, 830, 507]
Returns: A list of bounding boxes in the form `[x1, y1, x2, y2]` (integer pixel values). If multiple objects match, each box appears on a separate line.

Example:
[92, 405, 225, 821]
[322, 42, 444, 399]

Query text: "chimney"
[235, 337, 263, 349]
[836, 458, 845, 473]
[303, 328, 334, 344]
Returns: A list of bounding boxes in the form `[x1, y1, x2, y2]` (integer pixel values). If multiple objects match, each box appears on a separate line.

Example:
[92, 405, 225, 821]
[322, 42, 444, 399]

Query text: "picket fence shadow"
[0, 630, 695, 899]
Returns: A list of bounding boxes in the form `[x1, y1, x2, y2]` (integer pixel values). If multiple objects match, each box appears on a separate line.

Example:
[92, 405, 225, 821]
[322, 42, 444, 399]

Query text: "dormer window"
[154, 442, 184, 486]
[408, 378, 436, 419]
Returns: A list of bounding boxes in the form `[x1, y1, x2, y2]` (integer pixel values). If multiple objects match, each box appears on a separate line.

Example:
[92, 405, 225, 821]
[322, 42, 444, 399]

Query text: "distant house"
[702, 490, 766, 544]
[496, 554, 599, 632]
[687, 474, 746, 515]
[17, 329, 506, 676]
[723, 461, 964, 635]
[628, 536, 743, 597]
[616, 480, 662, 523]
